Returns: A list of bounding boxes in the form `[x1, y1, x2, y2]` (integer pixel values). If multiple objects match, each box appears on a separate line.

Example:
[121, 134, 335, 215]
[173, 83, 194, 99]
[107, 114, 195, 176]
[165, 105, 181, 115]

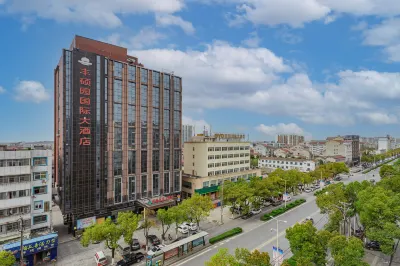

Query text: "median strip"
[362, 158, 398, 174]
[209, 227, 243, 244]
[260, 199, 306, 221]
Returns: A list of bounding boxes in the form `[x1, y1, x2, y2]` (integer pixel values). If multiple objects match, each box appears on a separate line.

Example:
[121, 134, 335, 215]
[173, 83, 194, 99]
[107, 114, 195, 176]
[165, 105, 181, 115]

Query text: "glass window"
[33, 158, 47, 166]
[163, 74, 170, 89]
[153, 174, 159, 196]
[128, 65, 136, 80]
[34, 200, 43, 210]
[164, 150, 170, 170]
[164, 173, 170, 194]
[164, 109, 170, 129]
[114, 127, 122, 149]
[33, 215, 47, 225]
[141, 68, 148, 83]
[153, 71, 160, 86]
[164, 89, 170, 109]
[153, 129, 160, 149]
[174, 130, 180, 148]
[33, 172, 47, 181]
[141, 108, 147, 126]
[141, 85, 148, 106]
[129, 175, 136, 201]
[152, 87, 160, 107]
[141, 175, 147, 194]
[113, 151, 122, 176]
[141, 151, 147, 173]
[113, 103, 122, 126]
[128, 151, 136, 174]
[113, 79, 122, 102]
[174, 91, 180, 110]
[128, 82, 136, 105]
[33, 186, 47, 195]
[128, 105, 135, 127]
[174, 111, 180, 129]
[114, 177, 122, 204]
[164, 130, 170, 148]
[174, 76, 181, 91]
[174, 150, 180, 170]
[141, 127, 147, 149]
[114, 62, 123, 78]
[128, 128, 135, 149]
[153, 108, 160, 127]
[152, 150, 160, 172]
[203, 181, 209, 188]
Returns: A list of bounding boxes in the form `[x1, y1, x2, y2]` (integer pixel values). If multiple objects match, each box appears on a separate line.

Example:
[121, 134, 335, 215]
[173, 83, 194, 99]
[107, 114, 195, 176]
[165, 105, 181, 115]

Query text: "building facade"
[276, 134, 305, 146]
[324, 137, 345, 157]
[344, 140, 353, 163]
[54, 36, 182, 231]
[258, 157, 316, 172]
[0, 149, 53, 242]
[253, 143, 275, 157]
[378, 136, 390, 154]
[182, 134, 260, 199]
[343, 135, 360, 164]
[308, 140, 326, 155]
[182, 125, 194, 145]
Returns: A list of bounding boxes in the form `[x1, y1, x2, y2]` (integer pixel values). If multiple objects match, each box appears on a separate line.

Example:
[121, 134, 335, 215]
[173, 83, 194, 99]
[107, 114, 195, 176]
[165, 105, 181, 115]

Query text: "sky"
[1, 0, 400, 142]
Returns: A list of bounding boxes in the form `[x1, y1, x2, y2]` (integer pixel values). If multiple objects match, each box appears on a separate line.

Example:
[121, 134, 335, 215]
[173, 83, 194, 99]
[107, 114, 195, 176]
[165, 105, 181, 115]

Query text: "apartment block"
[258, 157, 316, 172]
[308, 140, 326, 155]
[276, 134, 304, 146]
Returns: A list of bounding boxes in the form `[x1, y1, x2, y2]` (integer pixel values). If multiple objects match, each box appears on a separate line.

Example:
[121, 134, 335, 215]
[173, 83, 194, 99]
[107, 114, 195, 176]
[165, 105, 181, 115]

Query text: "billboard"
[77, 216, 96, 229]
[3, 233, 58, 258]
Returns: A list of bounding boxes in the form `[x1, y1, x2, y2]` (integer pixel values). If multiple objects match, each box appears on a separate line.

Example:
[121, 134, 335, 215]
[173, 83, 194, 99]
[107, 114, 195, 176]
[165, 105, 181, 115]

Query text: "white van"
[94, 251, 107, 266]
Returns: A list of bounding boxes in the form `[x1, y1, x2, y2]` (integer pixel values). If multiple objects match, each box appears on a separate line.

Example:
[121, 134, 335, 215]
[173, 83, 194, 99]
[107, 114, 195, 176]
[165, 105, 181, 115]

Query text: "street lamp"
[280, 178, 288, 208]
[270, 216, 287, 265]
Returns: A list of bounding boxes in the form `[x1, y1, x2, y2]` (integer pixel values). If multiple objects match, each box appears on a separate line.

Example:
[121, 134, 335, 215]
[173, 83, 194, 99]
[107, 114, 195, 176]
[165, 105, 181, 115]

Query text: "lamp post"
[220, 179, 224, 225]
[280, 178, 288, 208]
[270, 216, 287, 266]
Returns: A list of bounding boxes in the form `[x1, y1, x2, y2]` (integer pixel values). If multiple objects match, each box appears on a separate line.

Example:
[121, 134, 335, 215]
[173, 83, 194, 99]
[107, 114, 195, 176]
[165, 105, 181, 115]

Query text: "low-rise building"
[308, 140, 326, 156]
[274, 148, 290, 158]
[253, 143, 276, 157]
[0, 148, 53, 243]
[258, 157, 316, 172]
[324, 137, 345, 157]
[289, 146, 311, 159]
[182, 134, 261, 200]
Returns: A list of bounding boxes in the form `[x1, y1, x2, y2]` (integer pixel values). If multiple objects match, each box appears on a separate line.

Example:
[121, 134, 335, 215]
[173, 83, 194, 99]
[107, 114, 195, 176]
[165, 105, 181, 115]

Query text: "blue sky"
[1, 0, 400, 142]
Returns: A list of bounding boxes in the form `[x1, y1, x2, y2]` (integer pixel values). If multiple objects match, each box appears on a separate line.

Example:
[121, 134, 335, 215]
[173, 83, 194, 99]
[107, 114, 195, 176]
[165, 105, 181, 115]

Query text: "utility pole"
[270, 216, 287, 266]
[19, 217, 24, 266]
[220, 179, 224, 225]
[281, 178, 288, 208]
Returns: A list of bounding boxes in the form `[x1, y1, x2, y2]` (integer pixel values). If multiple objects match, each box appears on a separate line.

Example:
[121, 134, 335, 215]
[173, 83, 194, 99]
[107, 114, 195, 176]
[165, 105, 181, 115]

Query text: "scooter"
[168, 234, 173, 241]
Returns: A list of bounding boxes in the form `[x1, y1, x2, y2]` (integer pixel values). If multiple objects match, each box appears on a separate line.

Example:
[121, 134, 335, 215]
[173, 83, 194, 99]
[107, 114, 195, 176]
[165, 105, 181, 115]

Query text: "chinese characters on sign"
[78, 57, 93, 146]
[4, 234, 58, 258]
[151, 195, 174, 204]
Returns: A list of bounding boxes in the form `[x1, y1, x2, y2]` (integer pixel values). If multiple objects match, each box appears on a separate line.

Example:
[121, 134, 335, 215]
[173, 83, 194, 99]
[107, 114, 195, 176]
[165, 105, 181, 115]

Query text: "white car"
[283, 196, 292, 202]
[181, 222, 197, 231]
[177, 225, 189, 234]
[147, 244, 166, 257]
[304, 188, 313, 193]
[250, 208, 262, 215]
[94, 251, 108, 266]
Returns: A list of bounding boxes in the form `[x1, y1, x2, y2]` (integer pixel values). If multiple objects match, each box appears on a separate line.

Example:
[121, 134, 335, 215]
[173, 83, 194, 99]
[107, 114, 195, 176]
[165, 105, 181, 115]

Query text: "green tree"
[251, 157, 259, 168]
[223, 179, 254, 215]
[181, 193, 213, 229]
[169, 205, 186, 238]
[205, 248, 271, 266]
[286, 222, 332, 265]
[0, 250, 16, 266]
[117, 211, 140, 251]
[379, 164, 398, 179]
[141, 209, 157, 249]
[328, 235, 368, 266]
[157, 208, 173, 241]
[81, 218, 122, 264]
[205, 248, 238, 266]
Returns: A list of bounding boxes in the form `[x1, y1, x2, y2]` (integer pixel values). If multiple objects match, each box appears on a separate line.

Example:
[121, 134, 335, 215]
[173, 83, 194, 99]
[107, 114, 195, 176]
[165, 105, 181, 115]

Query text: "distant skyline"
[1, 1, 400, 141]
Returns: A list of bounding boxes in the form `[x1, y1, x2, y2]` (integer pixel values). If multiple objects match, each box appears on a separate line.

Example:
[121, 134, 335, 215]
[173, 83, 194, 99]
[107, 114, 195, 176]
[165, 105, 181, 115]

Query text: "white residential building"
[274, 148, 291, 158]
[182, 125, 195, 144]
[253, 143, 275, 157]
[258, 157, 316, 172]
[0, 149, 53, 242]
[344, 140, 353, 163]
[308, 140, 326, 155]
[378, 136, 390, 154]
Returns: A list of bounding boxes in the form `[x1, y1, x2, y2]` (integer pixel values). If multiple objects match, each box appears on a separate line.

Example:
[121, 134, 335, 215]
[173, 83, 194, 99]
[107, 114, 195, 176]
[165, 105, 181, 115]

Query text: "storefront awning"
[161, 231, 209, 252]
[3, 233, 58, 258]
[195, 185, 219, 195]
[136, 198, 176, 210]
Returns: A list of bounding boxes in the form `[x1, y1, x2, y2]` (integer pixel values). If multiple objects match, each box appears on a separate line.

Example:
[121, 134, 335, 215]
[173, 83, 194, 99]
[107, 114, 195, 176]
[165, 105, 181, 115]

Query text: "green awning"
[195, 185, 220, 195]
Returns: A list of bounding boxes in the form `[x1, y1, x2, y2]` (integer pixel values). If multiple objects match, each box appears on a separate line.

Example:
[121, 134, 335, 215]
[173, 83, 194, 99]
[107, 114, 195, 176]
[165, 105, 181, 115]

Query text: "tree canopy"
[205, 248, 271, 266]
[0, 251, 16, 266]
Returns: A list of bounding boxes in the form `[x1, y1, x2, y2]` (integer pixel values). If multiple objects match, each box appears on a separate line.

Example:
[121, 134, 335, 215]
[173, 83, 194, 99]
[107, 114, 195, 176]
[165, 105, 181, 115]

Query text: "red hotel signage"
[151, 195, 174, 204]
[77, 56, 93, 146]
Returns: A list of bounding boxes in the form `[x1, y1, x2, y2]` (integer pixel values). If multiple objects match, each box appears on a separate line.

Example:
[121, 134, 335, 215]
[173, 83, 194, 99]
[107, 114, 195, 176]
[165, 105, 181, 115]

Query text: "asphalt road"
[171, 165, 386, 266]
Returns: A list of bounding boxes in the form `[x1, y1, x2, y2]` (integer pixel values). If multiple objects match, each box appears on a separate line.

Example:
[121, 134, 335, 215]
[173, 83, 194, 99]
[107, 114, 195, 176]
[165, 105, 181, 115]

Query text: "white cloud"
[256, 123, 304, 136]
[0, 86, 5, 94]
[182, 115, 210, 134]
[2, 0, 185, 28]
[103, 27, 166, 50]
[275, 28, 303, 44]
[241, 31, 261, 48]
[357, 112, 398, 124]
[14, 81, 50, 103]
[155, 14, 195, 35]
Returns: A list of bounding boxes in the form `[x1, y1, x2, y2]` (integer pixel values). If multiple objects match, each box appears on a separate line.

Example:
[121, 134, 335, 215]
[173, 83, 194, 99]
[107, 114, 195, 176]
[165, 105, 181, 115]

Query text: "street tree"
[169, 205, 186, 238]
[379, 165, 398, 178]
[205, 248, 271, 266]
[117, 211, 140, 251]
[286, 222, 332, 265]
[157, 208, 173, 242]
[328, 235, 368, 266]
[81, 218, 122, 264]
[223, 179, 254, 214]
[249, 177, 271, 208]
[205, 248, 238, 266]
[141, 209, 157, 249]
[181, 193, 213, 229]
[378, 175, 400, 193]
[0, 251, 16, 266]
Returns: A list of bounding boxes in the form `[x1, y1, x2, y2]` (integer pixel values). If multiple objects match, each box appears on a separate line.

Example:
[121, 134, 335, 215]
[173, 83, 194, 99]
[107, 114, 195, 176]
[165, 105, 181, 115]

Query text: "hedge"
[260, 199, 306, 221]
[209, 227, 243, 244]
[362, 157, 398, 174]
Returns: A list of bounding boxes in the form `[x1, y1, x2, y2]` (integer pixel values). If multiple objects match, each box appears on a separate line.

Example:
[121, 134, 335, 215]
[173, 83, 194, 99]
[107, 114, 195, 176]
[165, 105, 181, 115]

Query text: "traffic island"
[209, 227, 243, 244]
[260, 199, 306, 221]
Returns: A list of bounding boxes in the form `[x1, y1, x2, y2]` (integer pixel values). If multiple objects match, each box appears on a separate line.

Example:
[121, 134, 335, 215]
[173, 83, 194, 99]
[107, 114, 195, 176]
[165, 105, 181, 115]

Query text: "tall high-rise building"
[54, 36, 182, 232]
[276, 134, 304, 146]
[182, 125, 194, 144]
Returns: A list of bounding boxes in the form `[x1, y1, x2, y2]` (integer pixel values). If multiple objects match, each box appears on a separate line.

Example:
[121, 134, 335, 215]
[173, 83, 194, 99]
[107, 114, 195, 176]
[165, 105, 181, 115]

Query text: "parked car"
[116, 252, 145, 266]
[94, 251, 108, 266]
[304, 188, 313, 193]
[314, 184, 321, 189]
[283, 196, 292, 202]
[366, 241, 381, 251]
[272, 200, 282, 206]
[304, 217, 314, 224]
[147, 235, 161, 246]
[250, 208, 262, 215]
[241, 213, 253, 219]
[181, 222, 197, 231]
[147, 244, 166, 257]
[178, 225, 189, 234]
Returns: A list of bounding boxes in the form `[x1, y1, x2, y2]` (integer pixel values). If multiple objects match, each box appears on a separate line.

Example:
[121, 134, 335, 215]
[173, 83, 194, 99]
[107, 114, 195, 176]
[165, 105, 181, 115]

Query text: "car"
[283, 196, 292, 202]
[304, 188, 313, 193]
[177, 225, 189, 234]
[303, 217, 314, 224]
[181, 222, 197, 231]
[241, 213, 253, 219]
[369, 179, 376, 183]
[147, 244, 166, 257]
[116, 252, 145, 266]
[250, 208, 262, 215]
[272, 200, 282, 206]
[94, 251, 108, 266]
[147, 235, 161, 246]
[366, 241, 381, 251]
[314, 184, 321, 189]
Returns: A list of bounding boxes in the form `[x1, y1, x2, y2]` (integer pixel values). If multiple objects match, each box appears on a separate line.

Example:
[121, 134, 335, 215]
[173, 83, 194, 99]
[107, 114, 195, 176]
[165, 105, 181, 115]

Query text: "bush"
[209, 227, 243, 244]
[261, 199, 306, 221]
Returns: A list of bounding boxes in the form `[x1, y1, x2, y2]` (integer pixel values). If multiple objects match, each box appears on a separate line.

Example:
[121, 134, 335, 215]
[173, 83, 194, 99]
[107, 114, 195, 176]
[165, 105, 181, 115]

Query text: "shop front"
[3, 233, 58, 266]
